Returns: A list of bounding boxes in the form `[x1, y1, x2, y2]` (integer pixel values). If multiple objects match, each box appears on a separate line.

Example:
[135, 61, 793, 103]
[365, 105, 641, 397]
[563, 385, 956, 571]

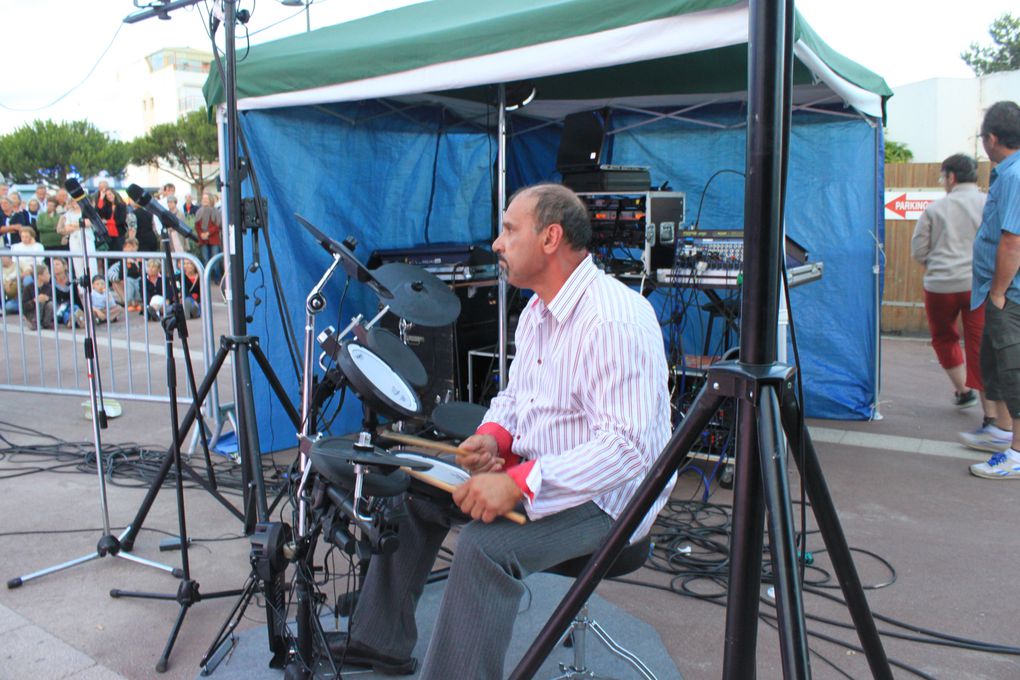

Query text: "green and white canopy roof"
[204, 0, 892, 120]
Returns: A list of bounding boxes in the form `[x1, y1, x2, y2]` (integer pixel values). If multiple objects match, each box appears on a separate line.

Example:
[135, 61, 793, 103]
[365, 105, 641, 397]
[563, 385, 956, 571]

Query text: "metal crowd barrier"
[1, 249, 225, 445]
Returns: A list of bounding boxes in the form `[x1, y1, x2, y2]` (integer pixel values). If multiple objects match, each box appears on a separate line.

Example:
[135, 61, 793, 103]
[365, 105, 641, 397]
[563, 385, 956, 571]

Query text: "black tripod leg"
[250, 339, 302, 428]
[249, 340, 304, 517]
[180, 332, 220, 491]
[756, 385, 809, 679]
[233, 341, 269, 532]
[509, 388, 726, 680]
[779, 390, 893, 679]
[157, 601, 190, 673]
[120, 342, 242, 552]
[722, 399, 767, 679]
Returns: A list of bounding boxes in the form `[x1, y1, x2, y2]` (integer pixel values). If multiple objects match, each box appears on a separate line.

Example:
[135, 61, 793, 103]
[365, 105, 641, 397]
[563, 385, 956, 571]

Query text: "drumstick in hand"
[401, 467, 527, 525]
[379, 432, 505, 466]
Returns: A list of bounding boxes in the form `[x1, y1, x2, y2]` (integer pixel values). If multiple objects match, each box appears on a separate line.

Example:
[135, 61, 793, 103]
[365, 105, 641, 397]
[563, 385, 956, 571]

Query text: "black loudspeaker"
[381, 283, 500, 412]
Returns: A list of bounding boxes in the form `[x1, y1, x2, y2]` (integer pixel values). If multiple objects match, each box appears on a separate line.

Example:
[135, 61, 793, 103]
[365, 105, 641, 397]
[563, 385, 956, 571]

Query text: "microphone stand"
[109, 226, 243, 673]
[6, 219, 178, 590]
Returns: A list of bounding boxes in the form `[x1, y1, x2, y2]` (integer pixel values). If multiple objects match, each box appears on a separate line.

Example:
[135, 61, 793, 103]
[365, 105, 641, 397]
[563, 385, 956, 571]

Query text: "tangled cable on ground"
[615, 498, 1020, 679]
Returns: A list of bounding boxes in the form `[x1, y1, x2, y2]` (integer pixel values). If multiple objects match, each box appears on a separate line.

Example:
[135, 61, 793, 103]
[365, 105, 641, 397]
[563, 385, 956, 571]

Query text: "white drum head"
[343, 343, 420, 416]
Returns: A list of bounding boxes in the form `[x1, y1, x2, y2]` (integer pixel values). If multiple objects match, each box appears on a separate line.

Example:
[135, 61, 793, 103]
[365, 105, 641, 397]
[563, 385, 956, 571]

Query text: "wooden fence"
[881, 161, 992, 335]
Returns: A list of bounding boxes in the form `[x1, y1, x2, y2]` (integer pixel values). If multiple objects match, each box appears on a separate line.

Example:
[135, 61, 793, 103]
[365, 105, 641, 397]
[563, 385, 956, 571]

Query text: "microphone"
[126, 184, 199, 242]
[63, 179, 110, 243]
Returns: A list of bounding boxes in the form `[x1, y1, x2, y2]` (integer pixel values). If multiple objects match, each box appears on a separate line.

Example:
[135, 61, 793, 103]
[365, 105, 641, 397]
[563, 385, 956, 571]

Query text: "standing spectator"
[57, 200, 98, 283]
[158, 182, 176, 210]
[1, 196, 29, 246]
[195, 192, 222, 282]
[26, 199, 40, 227]
[91, 180, 109, 205]
[36, 197, 63, 250]
[34, 184, 49, 208]
[96, 187, 127, 251]
[54, 188, 69, 214]
[8, 192, 29, 224]
[131, 200, 159, 252]
[0, 183, 8, 199]
[960, 101, 1020, 479]
[164, 196, 187, 253]
[182, 192, 198, 217]
[911, 154, 990, 414]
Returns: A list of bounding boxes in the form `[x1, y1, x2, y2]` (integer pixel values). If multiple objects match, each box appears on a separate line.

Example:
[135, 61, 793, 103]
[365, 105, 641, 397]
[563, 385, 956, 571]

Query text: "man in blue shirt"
[959, 101, 1020, 478]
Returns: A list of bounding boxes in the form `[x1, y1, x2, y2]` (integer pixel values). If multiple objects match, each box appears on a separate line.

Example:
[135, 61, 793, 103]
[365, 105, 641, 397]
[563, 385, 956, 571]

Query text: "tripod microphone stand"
[6, 209, 178, 590]
[109, 226, 244, 673]
[511, 1, 893, 678]
[119, 0, 302, 555]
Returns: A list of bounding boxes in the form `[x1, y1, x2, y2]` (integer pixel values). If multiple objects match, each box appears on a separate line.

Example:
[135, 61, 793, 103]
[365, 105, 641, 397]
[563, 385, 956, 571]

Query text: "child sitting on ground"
[90, 274, 123, 323]
[107, 237, 143, 311]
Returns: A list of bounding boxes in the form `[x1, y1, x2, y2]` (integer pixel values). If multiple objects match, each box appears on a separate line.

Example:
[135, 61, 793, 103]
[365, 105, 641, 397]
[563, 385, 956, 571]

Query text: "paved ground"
[1, 333, 1019, 680]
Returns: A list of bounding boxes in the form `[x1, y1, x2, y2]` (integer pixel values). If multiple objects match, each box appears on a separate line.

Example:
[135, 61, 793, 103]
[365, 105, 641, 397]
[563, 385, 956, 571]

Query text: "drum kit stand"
[200, 214, 482, 678]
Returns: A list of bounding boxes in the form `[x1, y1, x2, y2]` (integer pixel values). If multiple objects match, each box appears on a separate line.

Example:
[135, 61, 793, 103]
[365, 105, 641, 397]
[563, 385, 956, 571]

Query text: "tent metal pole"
[496, 85, 508, 392]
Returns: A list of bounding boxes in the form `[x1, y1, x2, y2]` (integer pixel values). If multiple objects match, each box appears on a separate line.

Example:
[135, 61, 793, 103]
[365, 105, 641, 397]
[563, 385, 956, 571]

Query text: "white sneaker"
[970, 451, 1020, 479]
[959, 424, 1013, 453]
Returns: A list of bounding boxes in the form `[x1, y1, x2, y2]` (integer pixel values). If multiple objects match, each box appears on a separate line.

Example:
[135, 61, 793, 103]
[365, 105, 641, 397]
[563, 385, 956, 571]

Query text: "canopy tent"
[204, 0, 891, 452]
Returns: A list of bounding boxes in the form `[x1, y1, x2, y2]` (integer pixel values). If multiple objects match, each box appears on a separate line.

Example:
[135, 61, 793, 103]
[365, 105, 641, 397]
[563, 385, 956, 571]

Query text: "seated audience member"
[107, 238, 143, 311]
[142, 259, 166, 320]
[51, 258, 85, 328]
[22, 263, 54, 329]
[180, 258, 201, 319]
[90, 274, 123, 323]
[2, 256, 21, 314]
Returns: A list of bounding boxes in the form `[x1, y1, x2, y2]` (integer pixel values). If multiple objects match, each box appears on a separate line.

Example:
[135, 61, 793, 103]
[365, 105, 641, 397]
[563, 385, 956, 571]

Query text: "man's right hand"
[458, 434, 504, 474]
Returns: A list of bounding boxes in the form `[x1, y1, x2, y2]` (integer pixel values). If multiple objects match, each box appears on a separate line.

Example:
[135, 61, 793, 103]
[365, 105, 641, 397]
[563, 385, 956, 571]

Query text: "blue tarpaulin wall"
[238, 101, 881, 453]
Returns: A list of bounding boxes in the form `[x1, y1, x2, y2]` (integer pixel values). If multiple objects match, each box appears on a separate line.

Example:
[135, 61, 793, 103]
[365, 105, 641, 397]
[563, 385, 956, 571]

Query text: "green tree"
[0, 119, 130, 186]
[962, 12, 1020, 75]
[131, 110, 219, 195]
[884, 136, 913, 164]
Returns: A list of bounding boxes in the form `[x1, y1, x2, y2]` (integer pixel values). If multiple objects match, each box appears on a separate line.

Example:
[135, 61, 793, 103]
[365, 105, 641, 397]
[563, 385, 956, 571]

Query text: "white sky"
[0, 0, 1016, 137]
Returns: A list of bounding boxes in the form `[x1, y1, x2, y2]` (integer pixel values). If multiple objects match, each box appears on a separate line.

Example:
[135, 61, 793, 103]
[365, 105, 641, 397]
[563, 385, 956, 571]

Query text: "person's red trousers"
[923, 289, 985, 391]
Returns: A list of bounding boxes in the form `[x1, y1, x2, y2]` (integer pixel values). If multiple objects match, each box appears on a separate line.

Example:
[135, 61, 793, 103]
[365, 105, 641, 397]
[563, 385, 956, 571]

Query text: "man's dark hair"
[941, 154, 977, 183]
[511, 183, 591, 250]
[981, 101, 1020, 149]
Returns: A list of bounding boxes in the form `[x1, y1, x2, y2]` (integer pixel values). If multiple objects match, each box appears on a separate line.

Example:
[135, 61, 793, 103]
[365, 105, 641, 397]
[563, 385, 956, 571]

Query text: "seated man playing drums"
[336, 183, 674, 678]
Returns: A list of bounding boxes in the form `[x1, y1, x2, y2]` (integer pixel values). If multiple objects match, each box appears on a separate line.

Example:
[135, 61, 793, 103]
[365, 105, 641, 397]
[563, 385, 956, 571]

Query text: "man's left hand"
[452, 473, 523, 523]
[990, 291, 1007, 310]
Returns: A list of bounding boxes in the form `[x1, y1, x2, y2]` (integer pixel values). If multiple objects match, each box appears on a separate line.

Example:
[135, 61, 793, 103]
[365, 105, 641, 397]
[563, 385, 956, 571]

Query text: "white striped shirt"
[484, 255, 674, 540]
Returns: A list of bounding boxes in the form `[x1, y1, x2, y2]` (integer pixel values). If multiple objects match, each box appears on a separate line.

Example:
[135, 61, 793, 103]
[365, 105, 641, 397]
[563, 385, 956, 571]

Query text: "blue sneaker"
[959, 424, 1012, 453]
[969, 451, 1020, 479]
